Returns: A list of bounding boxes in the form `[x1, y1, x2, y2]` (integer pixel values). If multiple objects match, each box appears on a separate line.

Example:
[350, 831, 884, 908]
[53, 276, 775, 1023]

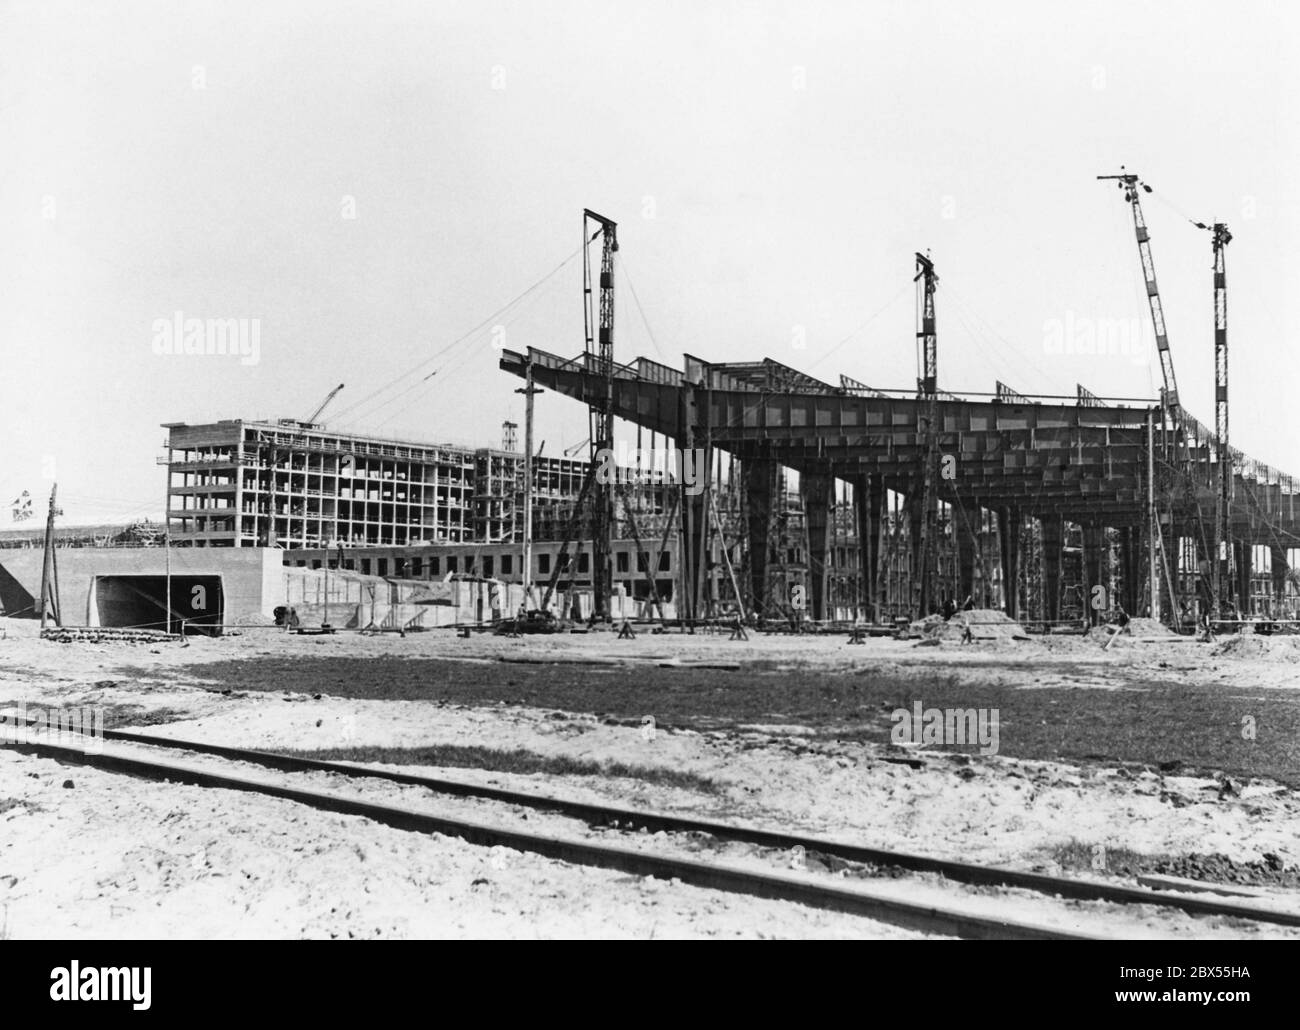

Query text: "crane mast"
[1209, 222, 1233, 615]
[583, 209, 618, 622]
[913, 252, 940, 616]
[535, 209, 619, 622]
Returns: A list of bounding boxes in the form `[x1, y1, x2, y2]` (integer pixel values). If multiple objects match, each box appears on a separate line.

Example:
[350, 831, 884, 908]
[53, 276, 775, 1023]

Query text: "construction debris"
[904, 609, 1030, 644]
[1212, 635, 1300, 662]
[40, 627, 178, 644]
[1124, 617, 1177, 638]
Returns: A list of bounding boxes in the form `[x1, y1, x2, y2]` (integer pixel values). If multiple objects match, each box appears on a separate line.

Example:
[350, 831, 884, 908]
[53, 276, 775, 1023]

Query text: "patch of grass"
[0, 797, 41, 816]
[1052, 839, 1150, 874]
[7, 701, 194, 729]
[101, 704, 195, 728]
[281, 743, 722, 794]
[1051, 839, 1300, 888]
[139, 657, 1300, 788]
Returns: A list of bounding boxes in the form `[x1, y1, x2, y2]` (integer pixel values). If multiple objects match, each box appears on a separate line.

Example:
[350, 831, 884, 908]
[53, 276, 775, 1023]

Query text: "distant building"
[0, 420, 758, 626]
[161, 419, 588, 549]
[0, 520, 166, 550]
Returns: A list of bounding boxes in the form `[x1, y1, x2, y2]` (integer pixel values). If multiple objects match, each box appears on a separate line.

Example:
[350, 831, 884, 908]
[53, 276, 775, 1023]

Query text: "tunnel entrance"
[94, 575, 224, 635]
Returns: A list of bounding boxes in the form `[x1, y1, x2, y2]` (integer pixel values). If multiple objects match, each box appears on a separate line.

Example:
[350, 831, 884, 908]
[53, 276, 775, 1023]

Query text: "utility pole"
[161, 454, 173, 634]
[164, 514, 173, 634]
[39, 483, 61, 630]
[163, 435, 174, 632]
[515, 357, 542, 612]
[323, 539, 331, 632]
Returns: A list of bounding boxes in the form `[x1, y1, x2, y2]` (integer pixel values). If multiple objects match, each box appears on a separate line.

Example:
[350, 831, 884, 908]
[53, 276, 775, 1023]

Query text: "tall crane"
[533, 211, 621, 621]
[913, 252, 940, 615]
[1191, 219, 1234, 615]
[584, 209, 618, 622]
[1099, 169, 1216, 623]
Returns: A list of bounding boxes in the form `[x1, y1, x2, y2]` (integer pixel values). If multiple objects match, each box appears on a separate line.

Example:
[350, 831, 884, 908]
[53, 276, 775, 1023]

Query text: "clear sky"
[3, 0, 1297, 524]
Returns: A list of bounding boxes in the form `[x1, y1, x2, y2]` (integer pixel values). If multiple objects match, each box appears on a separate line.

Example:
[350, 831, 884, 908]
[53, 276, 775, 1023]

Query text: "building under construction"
[161, 419, 588, 549]
[33, 179, 1300, 633]
[496, 184, 1300, 630]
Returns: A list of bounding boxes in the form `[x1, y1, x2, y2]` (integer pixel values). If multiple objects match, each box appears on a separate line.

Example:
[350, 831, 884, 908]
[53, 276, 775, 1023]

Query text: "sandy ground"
[0, 747, 932, 940]
[2, 617, 1299, 938]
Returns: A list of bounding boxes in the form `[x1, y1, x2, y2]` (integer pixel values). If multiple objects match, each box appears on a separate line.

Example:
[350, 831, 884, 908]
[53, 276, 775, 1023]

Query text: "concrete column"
[906, 488, 922, 586]
[745, 459, 775, 618]
[998, 507, 1021, 619]
[906, 486, 931, 614]
[676, 486, 704, 621]
[1271, 544, 1289, 616]
[1161, 529, 1181, 623]
[1119, 527, 1138, 614]
[1236, 541, 1253, 616]
[677, 383, 706, 623]
[1194, 532, 1213, 621]
[802, 472, 833, 622]
[1041, 515, 1063, 622]
[852, 474, 882, 622]
[955, 502, 978, 605]
[1082, 523, 1106, 625]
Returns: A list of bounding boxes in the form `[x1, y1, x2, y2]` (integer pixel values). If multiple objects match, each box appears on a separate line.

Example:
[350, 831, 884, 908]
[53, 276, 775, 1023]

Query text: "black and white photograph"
[0, 0, 1296, 991]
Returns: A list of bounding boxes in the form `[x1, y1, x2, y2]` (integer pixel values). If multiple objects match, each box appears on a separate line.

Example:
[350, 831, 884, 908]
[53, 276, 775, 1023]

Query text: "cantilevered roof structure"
[502, 346, 1300, 622]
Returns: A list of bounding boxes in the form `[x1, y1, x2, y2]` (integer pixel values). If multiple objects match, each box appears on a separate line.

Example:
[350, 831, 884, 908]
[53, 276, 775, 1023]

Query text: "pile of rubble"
[40, 627, 178, 644]
[1122, 617, 1177, 638]
[902, 609, 1031, 644]
[1213, 634, 1300, 662]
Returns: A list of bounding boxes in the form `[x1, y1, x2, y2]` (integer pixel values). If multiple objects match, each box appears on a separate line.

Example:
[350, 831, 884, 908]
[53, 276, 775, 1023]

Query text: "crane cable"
[328, 242, 586, 425]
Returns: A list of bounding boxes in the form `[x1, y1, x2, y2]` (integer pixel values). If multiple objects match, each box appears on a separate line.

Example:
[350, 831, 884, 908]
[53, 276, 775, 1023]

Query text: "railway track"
[4, 718, 1297, 938]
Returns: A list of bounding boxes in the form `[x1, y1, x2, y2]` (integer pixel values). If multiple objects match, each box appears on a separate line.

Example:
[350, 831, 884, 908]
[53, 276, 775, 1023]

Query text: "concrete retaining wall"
[0, 547, 286, 629]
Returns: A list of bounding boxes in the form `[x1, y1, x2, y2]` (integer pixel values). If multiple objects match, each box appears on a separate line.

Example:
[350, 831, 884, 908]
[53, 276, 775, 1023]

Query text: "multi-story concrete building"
[154, 419, 784, 619]
[161, 419, 587, 549]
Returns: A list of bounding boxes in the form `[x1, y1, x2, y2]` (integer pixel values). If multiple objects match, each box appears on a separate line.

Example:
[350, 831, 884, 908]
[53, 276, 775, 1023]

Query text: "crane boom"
[305, 383, 345, 425]
[1097, 170, 1181, 411]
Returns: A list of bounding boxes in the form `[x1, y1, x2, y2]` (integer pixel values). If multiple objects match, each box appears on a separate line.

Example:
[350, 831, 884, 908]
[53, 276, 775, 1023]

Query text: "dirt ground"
[2, 616, 1299, 939]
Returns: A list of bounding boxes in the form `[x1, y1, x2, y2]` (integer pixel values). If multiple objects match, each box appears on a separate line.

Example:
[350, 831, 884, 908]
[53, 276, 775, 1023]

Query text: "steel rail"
[6, 717, 1299, 931]
[4, 735, 1097, 940]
